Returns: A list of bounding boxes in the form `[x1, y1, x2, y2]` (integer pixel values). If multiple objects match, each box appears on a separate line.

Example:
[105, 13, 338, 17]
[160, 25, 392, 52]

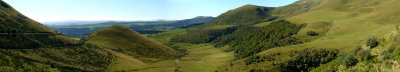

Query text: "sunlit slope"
[85, 25, 179, 59]
[0, 1, 113, 71]
[0, 1, 79, 49]
[205, 5, 275, 26]
[0, 1, 55, 33]
[218, 0, 400, 71]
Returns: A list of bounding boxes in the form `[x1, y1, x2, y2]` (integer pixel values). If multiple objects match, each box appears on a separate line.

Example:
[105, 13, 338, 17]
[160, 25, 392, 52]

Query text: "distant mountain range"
[46, 16, 214, 38]
[42, 20, 110, 26]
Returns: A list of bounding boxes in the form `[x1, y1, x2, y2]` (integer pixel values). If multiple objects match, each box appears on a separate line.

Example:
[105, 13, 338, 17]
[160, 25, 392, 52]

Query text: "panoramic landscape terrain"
[2, 0, 400, 72]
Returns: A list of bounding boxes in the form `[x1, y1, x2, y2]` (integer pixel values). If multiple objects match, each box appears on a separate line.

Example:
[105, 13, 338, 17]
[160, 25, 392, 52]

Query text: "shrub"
[352, 46, 371, 62]
[338, 53, 357, 67]
[355, 49, 371, 61]
[382, 47, 395, 60]
[353, 46, 362, 54]
[279, 49, 338, 72]
[307, 31, 319, 36]
[245, 55, 274, 65]
[366, 37, 378, 48]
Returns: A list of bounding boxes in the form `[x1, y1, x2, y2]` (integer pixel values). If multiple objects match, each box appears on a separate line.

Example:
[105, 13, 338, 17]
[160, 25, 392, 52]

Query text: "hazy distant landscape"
[2, 0, 400, 72]
[45, 16, 214, 38]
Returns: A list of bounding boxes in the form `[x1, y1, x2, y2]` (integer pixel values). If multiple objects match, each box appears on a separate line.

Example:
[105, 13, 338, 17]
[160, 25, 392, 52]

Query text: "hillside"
[0, 1, 113, 71]
[205, 5, 275, 26]
[216, 0, 400, 71]
[170, 5, 275, 44]
[84, 25, 179, 59]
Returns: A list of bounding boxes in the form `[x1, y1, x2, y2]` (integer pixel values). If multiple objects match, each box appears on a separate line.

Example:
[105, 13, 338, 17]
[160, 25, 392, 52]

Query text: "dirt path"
[174, 58, 180, 72]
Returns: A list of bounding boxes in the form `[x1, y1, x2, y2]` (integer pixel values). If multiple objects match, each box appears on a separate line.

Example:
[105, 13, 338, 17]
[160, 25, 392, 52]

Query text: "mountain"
[84, 25, 180, 59]
[0, 1, 55, 33]
[0, 1, 113, 71]
[47, 16, 214, 38]
[215, 0, 400, 71]
[205, 5, 275, 26]
[170, 5, 280, 44]
[42, 20, 109, 26]
[165, 16, 214, 27]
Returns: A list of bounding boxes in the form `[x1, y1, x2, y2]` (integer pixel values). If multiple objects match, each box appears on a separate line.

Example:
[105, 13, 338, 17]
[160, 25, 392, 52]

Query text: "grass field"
[217, 0, 400, 71]
[177, 43, 233, 72]
[123, 43, 234, 72]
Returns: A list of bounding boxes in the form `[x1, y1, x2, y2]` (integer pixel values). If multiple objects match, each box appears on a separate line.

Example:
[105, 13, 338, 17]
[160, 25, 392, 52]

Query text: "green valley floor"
[135, 43, 233, 72]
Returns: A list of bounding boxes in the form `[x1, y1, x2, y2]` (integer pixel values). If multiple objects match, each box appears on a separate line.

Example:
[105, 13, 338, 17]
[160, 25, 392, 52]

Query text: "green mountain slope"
[171, 5, 279, 44]
[84, 25, 179, 59]
[205, 5, 275, 26]
[217, 0, 400, 71]
[0, 1, 55, 33]
[0, 1, 113, 71]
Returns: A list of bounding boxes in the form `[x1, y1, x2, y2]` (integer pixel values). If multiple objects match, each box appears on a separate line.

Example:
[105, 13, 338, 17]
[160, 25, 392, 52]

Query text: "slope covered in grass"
[0, 1, 55, 33]
[85, 25, 180, 59]
[204, 5, 275, 26]
[217, 0, 400, 71]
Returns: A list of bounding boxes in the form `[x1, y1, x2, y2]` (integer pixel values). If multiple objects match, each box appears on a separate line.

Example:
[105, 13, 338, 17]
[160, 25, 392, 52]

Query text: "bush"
[353, 46, 362, 54]
[338, 53, 357, 67]
[366, 37, 378, 48]
[382, 47, 395, 60]
[307, 31, 319, 36]
[355, 49, 371, 61]
[279, 49, 338, 72]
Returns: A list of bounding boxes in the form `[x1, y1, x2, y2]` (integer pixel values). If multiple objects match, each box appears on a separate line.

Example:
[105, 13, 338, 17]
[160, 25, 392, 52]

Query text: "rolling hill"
[204, 5, 275, 26]
[84, 25, 180, 59]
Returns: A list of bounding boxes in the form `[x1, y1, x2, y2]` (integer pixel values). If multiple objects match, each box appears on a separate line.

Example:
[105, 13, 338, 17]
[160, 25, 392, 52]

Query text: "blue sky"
[3, 0, 298, 22]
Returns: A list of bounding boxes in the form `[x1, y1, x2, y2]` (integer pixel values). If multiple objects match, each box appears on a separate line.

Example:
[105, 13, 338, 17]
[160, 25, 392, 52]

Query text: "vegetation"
[366, 37, 379, 48]
[0, 1, 114, 71]
[84, 25, 181, 59]
[278, 49, 338, 72]
[338, 53, 357, 68]
[173, 20, 304, 60]
[171, 26, 238, 43]
[4, 0, 400, 71]
[307, 31, 319, 36]
[216, 20, 304, 59]
[204, 5, 276, 26]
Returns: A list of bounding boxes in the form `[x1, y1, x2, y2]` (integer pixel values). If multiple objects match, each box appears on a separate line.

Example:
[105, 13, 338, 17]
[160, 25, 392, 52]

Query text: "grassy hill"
[0, 1, 55, 33]
[84, 25, 180, 59]
[205, 5, 275, 26]
[170, 5, 278, 44]
[216, 0, 400, 71]
[0, 1, 114, 71]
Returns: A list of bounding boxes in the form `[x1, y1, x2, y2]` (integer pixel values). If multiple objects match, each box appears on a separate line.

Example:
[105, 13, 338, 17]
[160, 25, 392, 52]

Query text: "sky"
[3, 0, 298, 22]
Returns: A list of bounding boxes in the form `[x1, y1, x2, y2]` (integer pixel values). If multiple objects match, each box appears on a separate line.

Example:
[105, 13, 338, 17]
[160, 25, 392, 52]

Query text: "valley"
[2, 0, 400, 72]
[134, 43, 233, 72]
